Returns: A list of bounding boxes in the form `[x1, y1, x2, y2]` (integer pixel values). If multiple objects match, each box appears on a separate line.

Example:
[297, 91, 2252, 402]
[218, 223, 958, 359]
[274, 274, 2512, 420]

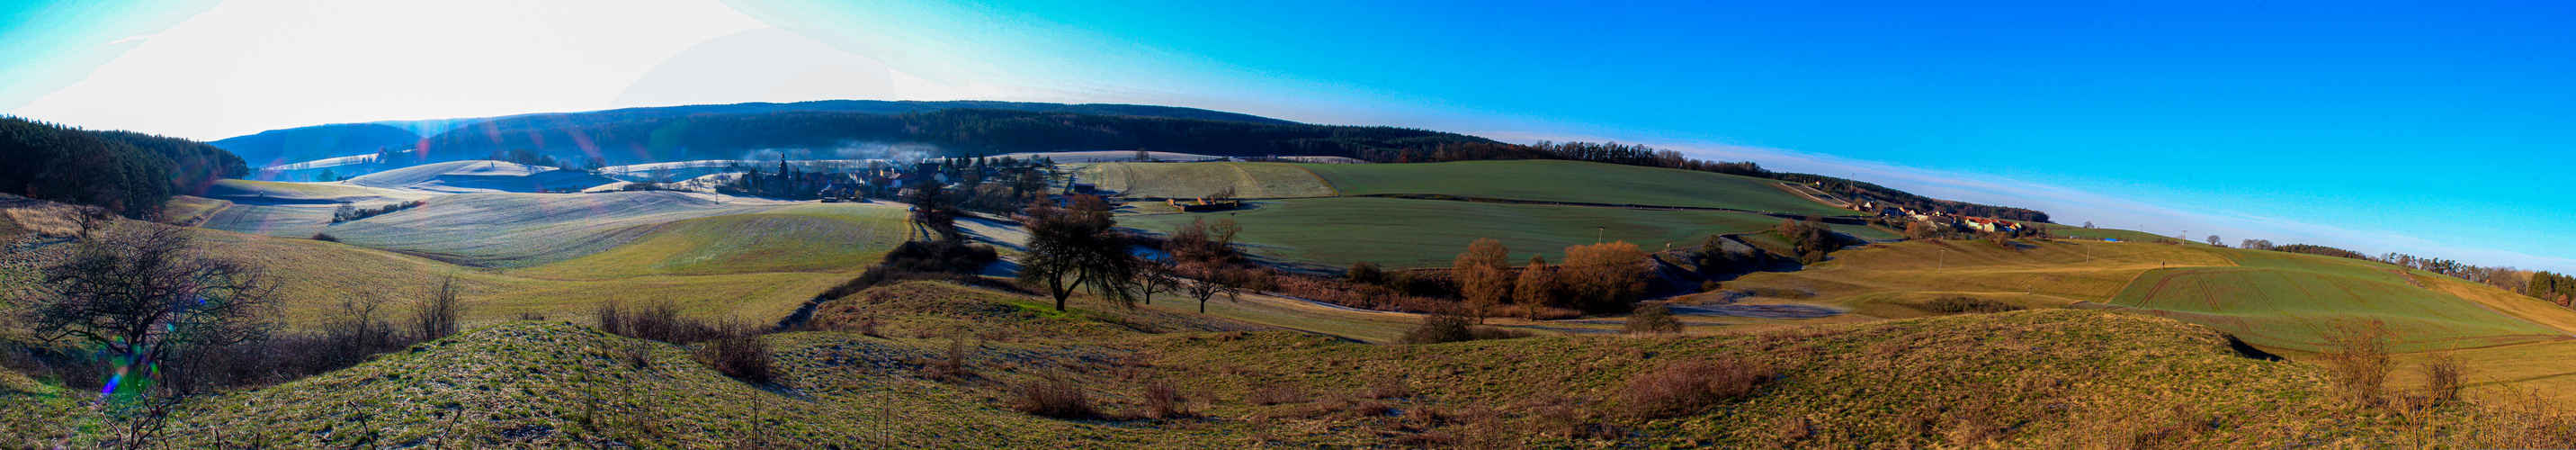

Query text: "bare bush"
[1925, 296, 2025, 314]
[413, 274, 463, 341]
[1620, 358, 1774, 418]
[2422, 353, 2464, 407]
[1400, 312, 1533, 345]
[1624, 302, 1684, 335]
[1012, 374, 1099, 418]
[918, 336, 975, 382]
[2321, 321, 2392, 410]
[693, 318, 774, 385]
[1140, 382, 1192, 419]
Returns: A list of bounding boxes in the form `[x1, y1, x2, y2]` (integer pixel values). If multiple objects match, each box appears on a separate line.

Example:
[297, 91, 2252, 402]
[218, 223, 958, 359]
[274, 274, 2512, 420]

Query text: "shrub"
[1346, 261, 1386, 284]
[2423, 354, 2464, 406]
[1140, 382, 1192, 419]
[2322, 322, 2393, 410]
[918, 336, 975, 382]
[1012, 374, 1098, 418]
[1621, 358, 1774, 418]
[309, 232, 339, 242]
[1624, 302, 1684, 335]
[693, 319, 774, 385]
[1399, 314, 1474, 345]
[1924, 296, 2025, 314]
[1400, 313, 1533, 345]
[817, 239, 1003, 299]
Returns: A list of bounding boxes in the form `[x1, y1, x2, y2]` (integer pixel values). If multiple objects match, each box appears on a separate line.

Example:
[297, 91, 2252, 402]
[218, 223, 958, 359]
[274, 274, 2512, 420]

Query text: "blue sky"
[4, 0, 2572, 272]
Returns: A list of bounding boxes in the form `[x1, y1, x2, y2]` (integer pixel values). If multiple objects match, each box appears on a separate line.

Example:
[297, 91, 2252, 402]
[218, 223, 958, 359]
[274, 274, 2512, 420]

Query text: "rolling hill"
[211, 100, 1310, 165]
[342, 160, 617, 194]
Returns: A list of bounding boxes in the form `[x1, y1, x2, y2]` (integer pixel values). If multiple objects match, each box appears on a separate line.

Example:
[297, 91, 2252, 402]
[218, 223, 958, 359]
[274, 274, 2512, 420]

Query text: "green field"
[1297, 160, 1858, 216]
[1121, 196, 1895, 270]
[513, 207, 909, 279]
[311, 192, 792, 267]
[2098, 249, 2572, 353]
[1076, 162, 1337, 199]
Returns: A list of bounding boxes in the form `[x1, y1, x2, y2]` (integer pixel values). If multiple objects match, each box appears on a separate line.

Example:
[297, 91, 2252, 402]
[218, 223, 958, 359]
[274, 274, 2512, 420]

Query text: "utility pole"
[1597, 227, 1606, 244]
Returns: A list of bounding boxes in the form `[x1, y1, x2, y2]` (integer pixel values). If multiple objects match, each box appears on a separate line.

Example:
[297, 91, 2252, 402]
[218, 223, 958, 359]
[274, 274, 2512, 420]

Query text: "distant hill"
[398, 108, 1489, 166]
[209, 123, 421, 168]
[215, 100, 1306, 166]
[343, 160, 615, 194]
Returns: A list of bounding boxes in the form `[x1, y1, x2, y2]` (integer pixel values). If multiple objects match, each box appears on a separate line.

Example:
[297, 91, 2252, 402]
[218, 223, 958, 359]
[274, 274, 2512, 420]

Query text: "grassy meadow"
[1298, 160, 1857, 215]
[16, 281, 2559, 447]
[1119, 196, 1896, 270]
[1076, 162, 1337, 199]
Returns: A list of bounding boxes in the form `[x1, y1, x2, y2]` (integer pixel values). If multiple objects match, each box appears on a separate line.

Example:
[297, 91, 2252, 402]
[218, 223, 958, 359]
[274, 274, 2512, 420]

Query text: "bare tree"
[1452, 238, 1513, 321]
[21, 220, 277, 382]
[1131, 258, 1182, 307]
[1560, 242, 1649, 312]
[1513, 256, 1559, 317]
[414, 274, 464, 341]
[1020, 195, 1135, 311]
[2206, 235, 2224, 247]
[1176, 263, 1229, 314]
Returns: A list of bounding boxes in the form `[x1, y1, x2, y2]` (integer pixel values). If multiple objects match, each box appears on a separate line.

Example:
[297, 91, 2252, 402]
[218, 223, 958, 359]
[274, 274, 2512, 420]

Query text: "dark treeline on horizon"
[1352, 140, 2053, 223]
[404, 108, 1490, 166]
[0, 116, 248, 218]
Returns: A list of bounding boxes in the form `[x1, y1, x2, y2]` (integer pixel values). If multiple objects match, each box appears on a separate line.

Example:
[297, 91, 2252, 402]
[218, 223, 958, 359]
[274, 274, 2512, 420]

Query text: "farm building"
[1168, 197, 1243, 212]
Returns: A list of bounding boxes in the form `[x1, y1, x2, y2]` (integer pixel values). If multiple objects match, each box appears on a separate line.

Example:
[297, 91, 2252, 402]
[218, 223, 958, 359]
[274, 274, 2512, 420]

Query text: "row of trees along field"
[0, 117, 248, 219]
[1347, 140, 2052, 222]
[1446, 238, 1652, 318]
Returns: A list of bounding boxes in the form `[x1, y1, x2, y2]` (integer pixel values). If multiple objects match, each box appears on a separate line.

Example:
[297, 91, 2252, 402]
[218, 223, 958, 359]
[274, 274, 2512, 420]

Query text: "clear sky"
[4, 0, 2571, 272]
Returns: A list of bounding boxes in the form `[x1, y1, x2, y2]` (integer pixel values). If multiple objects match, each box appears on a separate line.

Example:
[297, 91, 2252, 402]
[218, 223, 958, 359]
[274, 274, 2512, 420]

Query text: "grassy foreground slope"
[1122, 197, 1895, 269]
[1300, 160, 1856, 215]
[57, 282, 2548, 448]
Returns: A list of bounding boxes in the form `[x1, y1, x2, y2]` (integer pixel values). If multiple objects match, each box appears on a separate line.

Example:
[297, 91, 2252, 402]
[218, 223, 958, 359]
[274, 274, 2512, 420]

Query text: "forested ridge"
[0, 116, 248, 219]
[406, 108, 1489, 164]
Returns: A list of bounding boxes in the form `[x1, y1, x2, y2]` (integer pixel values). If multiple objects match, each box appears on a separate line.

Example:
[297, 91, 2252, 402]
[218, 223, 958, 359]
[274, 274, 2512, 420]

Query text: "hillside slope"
[343, 160, 615, 194]
[1705, 238, 2576, 356]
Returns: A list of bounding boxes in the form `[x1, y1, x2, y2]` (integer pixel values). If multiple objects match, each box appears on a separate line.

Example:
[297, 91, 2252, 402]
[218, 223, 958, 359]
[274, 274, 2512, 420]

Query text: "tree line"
[1, 117, 249, 219]
[393, 108, 2051, 223]
[404, 108, 1494, 166]
[2532, 272, 2575, 308]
